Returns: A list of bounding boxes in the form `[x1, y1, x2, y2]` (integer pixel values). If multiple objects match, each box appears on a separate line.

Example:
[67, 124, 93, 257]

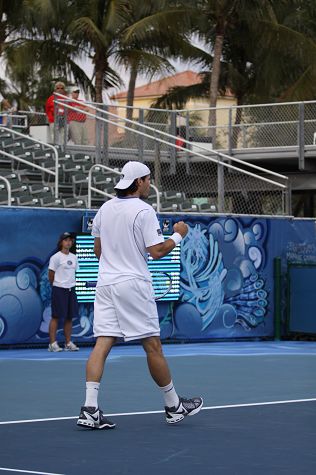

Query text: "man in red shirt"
[45, 82, 67, 145]
[68, 86, 89, 145]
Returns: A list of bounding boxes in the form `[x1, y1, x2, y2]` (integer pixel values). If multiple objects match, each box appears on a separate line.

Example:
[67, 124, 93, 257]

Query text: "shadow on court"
[0, 402, 315, 475]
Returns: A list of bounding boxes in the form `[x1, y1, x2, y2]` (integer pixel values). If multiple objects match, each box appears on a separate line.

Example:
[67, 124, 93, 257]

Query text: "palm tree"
[3, 0, 96, 107]
[150, 1, 316, 147]
[69, 0, 132, 103]
[0, 0, 29, 97]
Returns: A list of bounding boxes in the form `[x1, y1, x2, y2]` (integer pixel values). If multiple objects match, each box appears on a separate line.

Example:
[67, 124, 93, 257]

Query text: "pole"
[274, 257, 282, 340]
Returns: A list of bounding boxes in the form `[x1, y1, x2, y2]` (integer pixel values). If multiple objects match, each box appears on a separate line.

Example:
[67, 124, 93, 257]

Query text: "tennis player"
[77, 161, 203, 429]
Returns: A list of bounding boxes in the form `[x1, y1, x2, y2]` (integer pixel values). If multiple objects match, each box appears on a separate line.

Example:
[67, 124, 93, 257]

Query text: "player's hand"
[173, 221, 188, 237]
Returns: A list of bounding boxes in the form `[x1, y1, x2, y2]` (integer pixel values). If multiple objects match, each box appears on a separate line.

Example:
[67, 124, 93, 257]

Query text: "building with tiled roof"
[110, 70, 235, 112]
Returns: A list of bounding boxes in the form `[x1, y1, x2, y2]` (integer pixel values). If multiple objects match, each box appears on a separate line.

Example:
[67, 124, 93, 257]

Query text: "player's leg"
[69, 121, 81, 144]
[48, 317, 61, 351]
[64, 288, 79, 351]
[142, 336, 203, 424]
[63, 318, 73, 345]
[86, 336, 116, 382]
[141, 336, 172, 387]
[77, 285, 121, 430]
[48, 287, 63, 352]
[77, 336, 116, 430]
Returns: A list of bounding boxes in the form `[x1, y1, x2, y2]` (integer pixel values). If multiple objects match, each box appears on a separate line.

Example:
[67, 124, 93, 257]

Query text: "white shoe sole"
[77, 419, 116, 430]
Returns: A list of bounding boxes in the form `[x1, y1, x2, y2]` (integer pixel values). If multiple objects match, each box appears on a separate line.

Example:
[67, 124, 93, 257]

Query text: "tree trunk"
[94, 52, 107, 104]
[208, 31, 224, 147]
[126, 64, 138, 121]
[232, 96, 243, 149]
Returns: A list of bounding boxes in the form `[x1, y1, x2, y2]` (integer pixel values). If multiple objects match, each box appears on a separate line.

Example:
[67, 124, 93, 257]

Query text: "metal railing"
[0, 113, 28, 129]
[0, 127, 59, 198]
[101, 100, 316, 148]
[87, 164, 160, 210]
[20, 98, 316, 158]
[0, 175, 12, 205]
[56, 97, 289, 215]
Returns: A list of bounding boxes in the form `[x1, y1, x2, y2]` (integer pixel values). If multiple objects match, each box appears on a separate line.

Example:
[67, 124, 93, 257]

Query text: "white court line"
[0, 397, 315, 425]
[0, 468, 64, 475]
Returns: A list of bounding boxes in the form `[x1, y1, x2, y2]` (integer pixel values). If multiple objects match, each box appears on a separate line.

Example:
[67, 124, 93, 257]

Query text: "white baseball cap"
[69, 85, 80, 93]
[114, 161, 150, 190]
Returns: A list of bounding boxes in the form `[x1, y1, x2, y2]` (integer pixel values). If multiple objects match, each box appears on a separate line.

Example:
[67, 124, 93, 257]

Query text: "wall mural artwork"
[162, 217, 270, 340]
[1, 207, 316, 346]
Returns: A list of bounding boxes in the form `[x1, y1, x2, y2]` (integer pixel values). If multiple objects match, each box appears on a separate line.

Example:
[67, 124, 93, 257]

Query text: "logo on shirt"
[67, 260, 73, 265]
[157, 228, 162, 236]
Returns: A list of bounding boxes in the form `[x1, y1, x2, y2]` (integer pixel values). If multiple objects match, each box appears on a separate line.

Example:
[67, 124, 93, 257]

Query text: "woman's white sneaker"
[48, 341, 63, 352]
[64, 341, 79, 351]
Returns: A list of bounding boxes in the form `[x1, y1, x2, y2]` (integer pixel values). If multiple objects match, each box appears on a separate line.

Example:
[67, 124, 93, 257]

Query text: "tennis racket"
[85, 272, 173, 300]
[151, 271, 173, 301]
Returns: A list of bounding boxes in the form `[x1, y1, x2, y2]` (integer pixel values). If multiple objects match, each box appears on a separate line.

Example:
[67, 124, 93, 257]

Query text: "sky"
[79, 54, 202, 104]
[0, 34, 206, 104]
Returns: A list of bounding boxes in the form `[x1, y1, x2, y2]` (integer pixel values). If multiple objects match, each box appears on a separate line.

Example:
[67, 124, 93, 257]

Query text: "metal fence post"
[103, 105, 109, 166]
[228, 107, 233, 155]
[169, 111, 177, 174]
[53, 99, 57, 145]
[298, 102, 305, 170]
[242, 124, 247, 148]
[274, 257, 282, 340]
[138, 108, 144, 162]
[217, 158, 224, 212]
[154, 141, 161, 190]
[64, 106, 68, 151]
[185, 111, 190, 174]
[285, 180, 292, 215]
[95, 107, 102, 164]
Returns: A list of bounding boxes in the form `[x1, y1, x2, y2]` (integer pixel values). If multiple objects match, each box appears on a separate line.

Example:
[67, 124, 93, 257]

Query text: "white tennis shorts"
[93, 279, 160, 341]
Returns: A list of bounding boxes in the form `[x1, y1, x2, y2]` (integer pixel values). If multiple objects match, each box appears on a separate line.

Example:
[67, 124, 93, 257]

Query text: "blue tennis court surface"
[0, 342, 315, 474]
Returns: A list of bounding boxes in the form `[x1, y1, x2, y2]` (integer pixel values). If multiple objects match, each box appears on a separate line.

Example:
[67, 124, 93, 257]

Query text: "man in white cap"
[77, 161, 203, 430]
[68, 85, 89, 145]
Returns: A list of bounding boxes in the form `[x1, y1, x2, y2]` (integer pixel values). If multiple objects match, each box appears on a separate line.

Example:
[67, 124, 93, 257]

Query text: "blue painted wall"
[1, 207, 315, 345]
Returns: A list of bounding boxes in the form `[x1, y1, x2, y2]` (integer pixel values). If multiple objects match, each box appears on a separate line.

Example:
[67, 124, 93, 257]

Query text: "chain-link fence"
[55, 99, 289, 215]
[104, 100, 316, 151]
[39, 97, 316, 154]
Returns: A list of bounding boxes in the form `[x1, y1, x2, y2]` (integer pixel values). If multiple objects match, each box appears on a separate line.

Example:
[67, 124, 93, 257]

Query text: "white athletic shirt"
[92, 197, 164, 286]
[48, 251, 78, 288]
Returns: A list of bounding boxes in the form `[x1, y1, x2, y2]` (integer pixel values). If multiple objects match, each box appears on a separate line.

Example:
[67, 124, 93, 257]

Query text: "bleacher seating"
[0, 128, 218, 212]
[179, 200, 199, 212]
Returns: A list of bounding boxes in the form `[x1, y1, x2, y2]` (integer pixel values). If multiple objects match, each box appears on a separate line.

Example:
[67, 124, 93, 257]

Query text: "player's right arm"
[94, 237, 101, 260]
[147, 221, 188, 259]
[48, 270, 55, 285]
[91, 209, 101, 260]
[48, 253, 58, 285]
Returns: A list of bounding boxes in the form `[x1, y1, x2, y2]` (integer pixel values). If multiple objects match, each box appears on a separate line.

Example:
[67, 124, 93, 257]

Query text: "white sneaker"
[64, 341, 79, 351]
[48, 341, 63, 352]
[165, 396, 203, 424]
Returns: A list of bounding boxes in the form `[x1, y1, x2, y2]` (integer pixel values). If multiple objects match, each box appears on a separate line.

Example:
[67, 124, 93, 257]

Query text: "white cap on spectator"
[70, 85, 80, 93]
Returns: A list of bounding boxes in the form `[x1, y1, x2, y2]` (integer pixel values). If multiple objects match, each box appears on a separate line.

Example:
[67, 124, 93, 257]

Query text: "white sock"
[160, 381, 179, 408]
[84, 381, 100, 408]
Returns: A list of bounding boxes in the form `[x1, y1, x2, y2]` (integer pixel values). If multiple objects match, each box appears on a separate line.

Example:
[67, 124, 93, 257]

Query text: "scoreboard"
[75, 233, 181, 302]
